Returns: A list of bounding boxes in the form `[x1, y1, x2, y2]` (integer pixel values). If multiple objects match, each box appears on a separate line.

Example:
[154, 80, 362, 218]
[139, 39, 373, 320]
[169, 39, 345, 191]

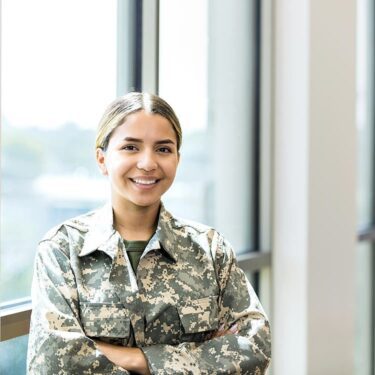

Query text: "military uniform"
[27, 203, 271, 374]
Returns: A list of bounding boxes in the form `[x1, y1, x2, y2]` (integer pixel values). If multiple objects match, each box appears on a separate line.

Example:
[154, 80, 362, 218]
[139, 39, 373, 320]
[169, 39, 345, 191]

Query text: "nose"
[136, 150, 157, 171]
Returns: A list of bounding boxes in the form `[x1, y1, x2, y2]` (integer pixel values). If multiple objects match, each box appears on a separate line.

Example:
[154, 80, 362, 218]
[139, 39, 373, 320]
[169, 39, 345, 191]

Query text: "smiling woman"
[27, 92, 271, 374]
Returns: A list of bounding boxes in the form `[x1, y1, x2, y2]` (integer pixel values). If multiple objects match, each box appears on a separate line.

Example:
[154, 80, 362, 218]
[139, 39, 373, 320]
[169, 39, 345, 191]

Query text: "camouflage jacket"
[27, 203, 271, 374]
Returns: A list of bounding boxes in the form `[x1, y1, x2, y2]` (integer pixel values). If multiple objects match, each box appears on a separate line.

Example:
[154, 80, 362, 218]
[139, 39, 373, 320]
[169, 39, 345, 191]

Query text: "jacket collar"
[79, 203, 117, 259]
[79, 202, 179, 262]
[147, 204, 178, 262]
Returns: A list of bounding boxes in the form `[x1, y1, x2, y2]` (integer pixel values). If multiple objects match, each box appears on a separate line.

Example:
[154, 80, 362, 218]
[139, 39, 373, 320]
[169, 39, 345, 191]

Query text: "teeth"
[133, 179, 157, 185]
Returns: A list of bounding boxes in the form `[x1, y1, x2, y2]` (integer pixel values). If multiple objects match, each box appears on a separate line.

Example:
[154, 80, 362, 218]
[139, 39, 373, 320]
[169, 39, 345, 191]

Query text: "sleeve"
[27, 239, 129, 375]
[141, 234, 271, 375]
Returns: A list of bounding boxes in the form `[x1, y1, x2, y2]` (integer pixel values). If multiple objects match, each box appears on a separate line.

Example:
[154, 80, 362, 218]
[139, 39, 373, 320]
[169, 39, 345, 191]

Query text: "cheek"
[107, 157, 133, 176]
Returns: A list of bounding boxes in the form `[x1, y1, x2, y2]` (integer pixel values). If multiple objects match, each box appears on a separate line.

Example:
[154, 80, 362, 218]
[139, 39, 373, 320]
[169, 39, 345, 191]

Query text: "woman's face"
[96, 110, 180, 210]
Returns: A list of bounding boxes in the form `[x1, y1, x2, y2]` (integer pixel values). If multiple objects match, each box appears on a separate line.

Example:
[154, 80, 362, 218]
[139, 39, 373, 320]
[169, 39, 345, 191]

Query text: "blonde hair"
[95, 92, 182, 151]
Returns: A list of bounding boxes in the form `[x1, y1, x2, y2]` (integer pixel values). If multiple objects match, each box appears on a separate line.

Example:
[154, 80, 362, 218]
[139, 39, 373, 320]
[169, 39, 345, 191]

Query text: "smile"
[130, 178, 159, 185]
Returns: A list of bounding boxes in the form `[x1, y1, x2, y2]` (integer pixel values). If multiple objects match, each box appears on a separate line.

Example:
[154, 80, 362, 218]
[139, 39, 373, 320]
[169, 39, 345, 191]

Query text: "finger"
[218, 323, 225, 332]
[229, 324, 238, 333]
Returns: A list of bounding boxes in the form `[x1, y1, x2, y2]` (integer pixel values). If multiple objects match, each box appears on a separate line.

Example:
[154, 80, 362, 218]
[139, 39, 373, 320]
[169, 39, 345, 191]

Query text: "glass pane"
[159, 0, 209, 224]
[0, 0, 117, 303]
[0, 335, 28, 375]
[159, 0, 258, 254]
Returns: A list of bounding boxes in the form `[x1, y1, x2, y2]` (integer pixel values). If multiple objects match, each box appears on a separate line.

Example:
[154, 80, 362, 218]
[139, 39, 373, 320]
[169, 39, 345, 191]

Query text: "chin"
[129, 198, 161, 208]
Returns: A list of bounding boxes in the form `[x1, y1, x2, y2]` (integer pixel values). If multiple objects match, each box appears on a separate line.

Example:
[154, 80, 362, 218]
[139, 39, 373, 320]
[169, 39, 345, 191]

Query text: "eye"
[122, 144, 138, 151]
[157, 147, 172, 153]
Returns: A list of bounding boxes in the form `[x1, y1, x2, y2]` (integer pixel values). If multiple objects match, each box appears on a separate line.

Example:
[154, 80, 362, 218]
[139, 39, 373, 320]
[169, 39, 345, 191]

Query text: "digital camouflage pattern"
[27, 203, 271, 374]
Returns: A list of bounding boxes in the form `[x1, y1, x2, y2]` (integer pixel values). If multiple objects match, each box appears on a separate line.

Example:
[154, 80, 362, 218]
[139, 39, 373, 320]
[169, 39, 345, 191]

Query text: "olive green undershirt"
[123, 239, 149, 274]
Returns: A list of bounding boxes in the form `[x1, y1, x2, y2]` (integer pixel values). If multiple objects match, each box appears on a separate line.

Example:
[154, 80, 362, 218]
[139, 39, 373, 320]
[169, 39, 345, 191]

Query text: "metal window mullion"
[251, 0, 262, 295]
[141, 0, 159, 94]
[116, 0, 139, 95]
[237, 252, 272, 273]
[258, 0, 274, 316]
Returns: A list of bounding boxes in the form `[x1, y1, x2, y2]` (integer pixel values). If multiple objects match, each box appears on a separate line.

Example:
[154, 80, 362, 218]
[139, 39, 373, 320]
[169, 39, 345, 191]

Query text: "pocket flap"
[178, 295, 219, 333]
[80, 303, 130, 338]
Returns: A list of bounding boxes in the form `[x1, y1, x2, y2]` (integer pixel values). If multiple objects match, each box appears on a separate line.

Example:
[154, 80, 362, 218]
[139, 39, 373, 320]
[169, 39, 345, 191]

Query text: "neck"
[112, 199, 160, 241]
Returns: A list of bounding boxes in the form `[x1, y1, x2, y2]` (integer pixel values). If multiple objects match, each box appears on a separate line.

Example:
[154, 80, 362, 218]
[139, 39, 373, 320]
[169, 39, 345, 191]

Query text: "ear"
[96, 148, 108, 176]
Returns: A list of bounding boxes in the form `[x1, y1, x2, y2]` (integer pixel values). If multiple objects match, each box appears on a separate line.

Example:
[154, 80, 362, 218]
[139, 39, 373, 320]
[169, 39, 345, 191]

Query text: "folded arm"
[140, 235, 271, 374]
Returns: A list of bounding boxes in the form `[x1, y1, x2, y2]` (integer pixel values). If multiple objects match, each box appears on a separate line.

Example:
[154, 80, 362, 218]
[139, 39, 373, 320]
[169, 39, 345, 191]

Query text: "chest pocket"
[177, 295, 219, 342]
[80, 302, 130, 341]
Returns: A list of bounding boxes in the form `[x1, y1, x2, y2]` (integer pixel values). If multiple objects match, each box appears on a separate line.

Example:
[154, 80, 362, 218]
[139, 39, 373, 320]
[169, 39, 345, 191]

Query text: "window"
[1, 0, 117, 304]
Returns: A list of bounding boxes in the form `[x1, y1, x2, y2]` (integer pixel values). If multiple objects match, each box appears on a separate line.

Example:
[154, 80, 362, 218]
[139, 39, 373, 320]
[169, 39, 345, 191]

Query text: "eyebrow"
[122, 137, 176, 145]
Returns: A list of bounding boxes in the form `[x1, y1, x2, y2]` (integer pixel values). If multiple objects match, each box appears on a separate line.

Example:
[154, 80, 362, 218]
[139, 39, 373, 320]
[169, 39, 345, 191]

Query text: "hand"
[211, 323, 239, 339]
[95, 340, 150, 375]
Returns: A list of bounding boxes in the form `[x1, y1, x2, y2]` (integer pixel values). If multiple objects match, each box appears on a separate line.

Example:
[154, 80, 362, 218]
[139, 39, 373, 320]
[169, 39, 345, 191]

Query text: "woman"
[27, 92, 271, 374]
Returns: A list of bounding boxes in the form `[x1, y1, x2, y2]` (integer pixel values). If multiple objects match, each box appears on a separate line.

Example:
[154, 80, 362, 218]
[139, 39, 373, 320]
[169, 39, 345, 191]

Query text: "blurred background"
[0, 0, 372, 374]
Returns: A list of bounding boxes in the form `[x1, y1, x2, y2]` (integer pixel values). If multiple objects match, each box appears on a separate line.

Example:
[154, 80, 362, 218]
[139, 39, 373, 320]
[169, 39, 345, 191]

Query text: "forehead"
[110, 111, 176, 142]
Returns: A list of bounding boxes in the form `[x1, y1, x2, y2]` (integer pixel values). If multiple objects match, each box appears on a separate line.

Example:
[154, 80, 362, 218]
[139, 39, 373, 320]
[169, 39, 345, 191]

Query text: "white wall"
[272, 0, 357, 374]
